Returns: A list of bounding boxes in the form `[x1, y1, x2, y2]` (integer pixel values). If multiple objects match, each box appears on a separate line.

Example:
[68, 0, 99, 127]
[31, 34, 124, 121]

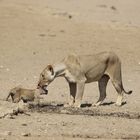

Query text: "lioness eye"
[41, 74, 45, 78]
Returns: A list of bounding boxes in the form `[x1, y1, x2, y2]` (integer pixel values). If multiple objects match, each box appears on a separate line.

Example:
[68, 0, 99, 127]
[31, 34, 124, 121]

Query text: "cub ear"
[47, 64, 54, 75]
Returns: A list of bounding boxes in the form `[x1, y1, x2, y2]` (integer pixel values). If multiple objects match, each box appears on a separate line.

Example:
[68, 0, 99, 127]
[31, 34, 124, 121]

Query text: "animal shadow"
[81, 103, 92, 108]
[101, 101, 127, 106]
[121, 101, 127, 106]
[101, 101, 115, 106]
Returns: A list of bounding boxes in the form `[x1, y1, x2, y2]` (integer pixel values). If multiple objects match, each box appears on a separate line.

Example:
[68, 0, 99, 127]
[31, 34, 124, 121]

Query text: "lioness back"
[64, 52, 119, 82]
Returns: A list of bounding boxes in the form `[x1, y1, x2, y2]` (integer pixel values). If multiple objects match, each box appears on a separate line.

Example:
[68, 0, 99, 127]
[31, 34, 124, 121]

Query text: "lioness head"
[37, 65, 55, 94]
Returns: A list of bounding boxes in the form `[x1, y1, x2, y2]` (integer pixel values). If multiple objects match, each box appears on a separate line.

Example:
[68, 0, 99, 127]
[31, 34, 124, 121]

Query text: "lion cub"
[6, 86, 48, 103]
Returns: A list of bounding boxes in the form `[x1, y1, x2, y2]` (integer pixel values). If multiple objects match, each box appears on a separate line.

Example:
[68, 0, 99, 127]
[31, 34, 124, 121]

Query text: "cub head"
[10, 86, 22, 95]
[8, 86, 22, 103]
[37, 65, 55, 94]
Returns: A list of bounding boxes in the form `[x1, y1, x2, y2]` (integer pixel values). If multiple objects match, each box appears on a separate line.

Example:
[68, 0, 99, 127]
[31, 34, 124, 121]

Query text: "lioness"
[6, 86, 48, 103]
[38, 51, 132, 107]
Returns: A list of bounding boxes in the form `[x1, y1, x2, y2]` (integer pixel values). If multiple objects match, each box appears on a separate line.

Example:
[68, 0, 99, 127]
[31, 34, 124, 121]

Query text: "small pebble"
[37, 119, 41, 122]
[5, 114, 15, 119]
[23, 77, 28, 81]
[111, 6, 117, 10]
[68, 15, 72, 19]
[60, 30, 65, 33]
[0, 65, 4, 68]
[60, 109, 70, 114]
[21, 123, 27, 126]
[21, 133, 31, 137]
[61, 122, 67, 126]
[6, 68, 10, 71]
[3, 131, 12, 136]
[33, 76, 37, 79]
[0, 138, 6, 140]
[39, 34, 46, 37]
[33, 52, 36, 55]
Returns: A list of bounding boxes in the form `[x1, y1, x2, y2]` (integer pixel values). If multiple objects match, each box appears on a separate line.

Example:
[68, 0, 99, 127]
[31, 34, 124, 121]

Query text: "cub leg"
[6, 92, 12, 101]
[93, 74, 110, 106]
[13, 97, 21, 103]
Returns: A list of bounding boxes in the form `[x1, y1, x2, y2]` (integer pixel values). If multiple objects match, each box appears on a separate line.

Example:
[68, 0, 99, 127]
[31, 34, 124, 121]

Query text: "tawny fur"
[38, 51, 132, 107]
[6, 86, 42, 103]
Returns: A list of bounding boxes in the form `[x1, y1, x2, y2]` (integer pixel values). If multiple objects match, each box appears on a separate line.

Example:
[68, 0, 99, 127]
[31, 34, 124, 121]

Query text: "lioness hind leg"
[107, 59, 124, 106]
[112, 81, 124, 106]
[93, 74, 110, 107]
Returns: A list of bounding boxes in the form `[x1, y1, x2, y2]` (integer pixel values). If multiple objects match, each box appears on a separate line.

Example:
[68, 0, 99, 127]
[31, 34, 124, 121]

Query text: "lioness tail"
[123, 89, 132, 95]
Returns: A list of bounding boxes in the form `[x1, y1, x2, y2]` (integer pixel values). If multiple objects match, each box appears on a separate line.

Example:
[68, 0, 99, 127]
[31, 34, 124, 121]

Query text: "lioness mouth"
[41, 85, 48, 95]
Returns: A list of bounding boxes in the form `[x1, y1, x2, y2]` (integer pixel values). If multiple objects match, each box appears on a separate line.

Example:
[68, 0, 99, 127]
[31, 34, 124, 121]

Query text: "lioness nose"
[37, 83, 41, 89]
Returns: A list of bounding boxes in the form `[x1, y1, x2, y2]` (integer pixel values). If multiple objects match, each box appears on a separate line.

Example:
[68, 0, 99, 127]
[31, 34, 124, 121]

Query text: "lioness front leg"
[64, 83, 76, 107]
[74, 81, 85, 108]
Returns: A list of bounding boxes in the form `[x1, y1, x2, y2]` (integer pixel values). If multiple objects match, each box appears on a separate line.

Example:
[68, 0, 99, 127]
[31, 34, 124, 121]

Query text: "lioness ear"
[47, 64, 54, 75]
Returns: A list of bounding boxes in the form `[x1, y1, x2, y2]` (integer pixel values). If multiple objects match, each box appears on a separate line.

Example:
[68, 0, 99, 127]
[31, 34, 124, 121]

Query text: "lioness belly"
[85, 64, 106, 83]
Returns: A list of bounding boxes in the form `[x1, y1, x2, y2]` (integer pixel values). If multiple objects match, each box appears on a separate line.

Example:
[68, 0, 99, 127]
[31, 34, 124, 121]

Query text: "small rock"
[12, 79, 16, 82]
[5, 114, 15, 119]
[44, 129, 48, 133]
[34, 116, 39, 119]
[0, 138, 6, 140]
[68, 15, 72, 19]
[23, 77, 28, 81]
[33, 75, 37, 79]
[37, 119, 41, 122]
[61, 122, 67, 126]
[21, 123, 27, 126]
[0, 65, 4, 69]
[51, 102, 58, 106]
[3, 131, 12, 136]
[97, 4, 107, 8]
[37, 134, 41, 137]
[6, 68, 10, 71]
[113, 129, 117, 132]
[112, 122, 115, 125]
[39, 34, 46, 37]
[60, 109, 70, 114]
[48, 34, 56, 37]
[33, 52, 36, 55]
[138, 62, 140, 65]
[60, 30, 65, 33]
[21, 133, 31, 137]
[43, 123, 48, 126]
[61, 94, 64, 97]
[111, 6, 117, 11]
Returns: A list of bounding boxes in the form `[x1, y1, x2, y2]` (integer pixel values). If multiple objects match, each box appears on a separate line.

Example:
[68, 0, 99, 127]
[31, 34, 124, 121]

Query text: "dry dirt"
[0, 0, 140, 139]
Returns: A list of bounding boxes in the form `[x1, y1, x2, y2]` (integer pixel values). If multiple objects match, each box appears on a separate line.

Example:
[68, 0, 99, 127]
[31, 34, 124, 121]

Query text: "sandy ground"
[0, 0, 140, 139]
